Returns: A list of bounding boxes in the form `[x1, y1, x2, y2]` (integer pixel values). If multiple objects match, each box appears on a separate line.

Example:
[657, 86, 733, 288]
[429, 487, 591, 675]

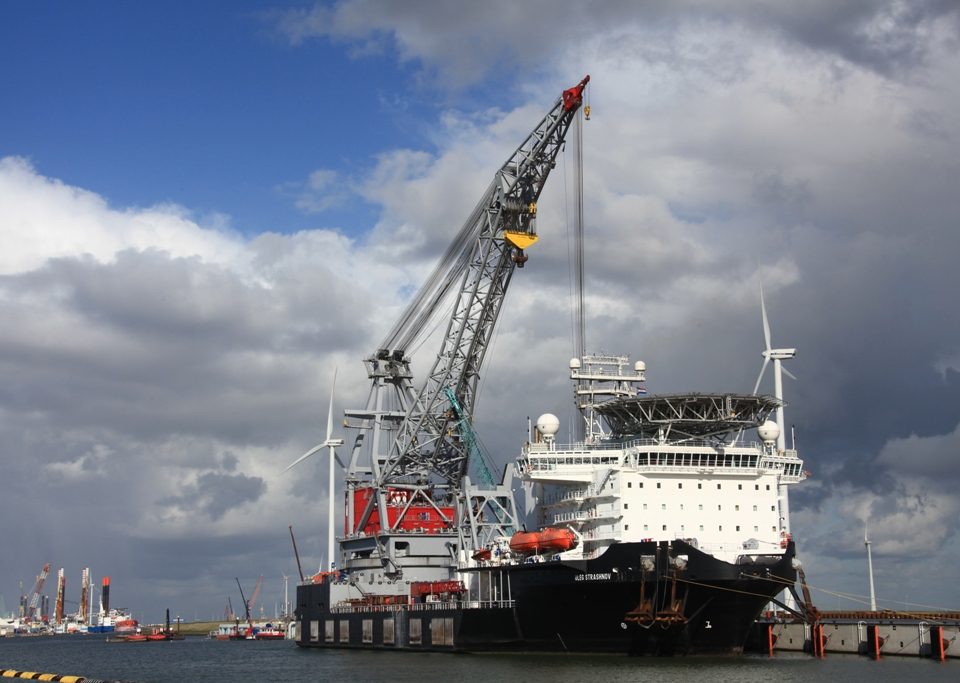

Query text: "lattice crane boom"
[377, 76, 590, 489]
[26, 563, 50, 619]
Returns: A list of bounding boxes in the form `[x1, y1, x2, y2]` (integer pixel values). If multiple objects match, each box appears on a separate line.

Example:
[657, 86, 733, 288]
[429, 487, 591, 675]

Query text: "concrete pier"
[753, 613, 959, 659]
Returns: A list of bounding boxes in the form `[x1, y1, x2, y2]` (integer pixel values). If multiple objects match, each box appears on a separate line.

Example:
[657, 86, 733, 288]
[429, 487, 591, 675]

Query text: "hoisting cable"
[572, 105, 587, 442]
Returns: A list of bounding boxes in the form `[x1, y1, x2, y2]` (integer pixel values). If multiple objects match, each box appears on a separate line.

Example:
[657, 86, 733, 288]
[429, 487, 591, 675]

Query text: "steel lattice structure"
[344, 77, 590, 541]
[379, 77, 590, 487]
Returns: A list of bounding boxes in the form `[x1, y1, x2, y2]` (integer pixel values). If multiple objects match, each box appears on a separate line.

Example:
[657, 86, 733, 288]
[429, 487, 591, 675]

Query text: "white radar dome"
[634, 360, 646, 372]
[569, 358, 581, 370]
[536, 413, 561, 437]
[758, 420, 780, 443]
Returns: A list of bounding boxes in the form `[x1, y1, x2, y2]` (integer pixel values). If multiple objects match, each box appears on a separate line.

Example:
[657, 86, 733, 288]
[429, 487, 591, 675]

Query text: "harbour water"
[0, 636, 954, 683]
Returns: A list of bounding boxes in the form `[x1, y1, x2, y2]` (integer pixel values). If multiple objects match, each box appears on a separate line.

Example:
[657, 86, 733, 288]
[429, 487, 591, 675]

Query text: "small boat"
[254, 626, 285, 640]
[106, 633, 147, 643]
[508, 527, 577, 555]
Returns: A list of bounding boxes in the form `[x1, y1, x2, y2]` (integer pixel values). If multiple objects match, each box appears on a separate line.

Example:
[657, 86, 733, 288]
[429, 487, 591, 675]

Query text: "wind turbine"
[752, 285, 797, 453]
[865, 522, 878, 611]
[753, 285, 798, 613]
[285, 370, 344, 573]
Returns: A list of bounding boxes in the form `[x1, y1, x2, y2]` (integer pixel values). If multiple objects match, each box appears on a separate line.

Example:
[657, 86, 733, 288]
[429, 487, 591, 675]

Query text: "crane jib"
[345, 76, 591, 542]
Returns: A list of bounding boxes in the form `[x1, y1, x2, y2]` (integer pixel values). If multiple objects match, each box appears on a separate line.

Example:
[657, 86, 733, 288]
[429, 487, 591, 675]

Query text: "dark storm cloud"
[0, 246, 372, 446]
[159, 470, 267, 522]
[749, 0, 960, 77]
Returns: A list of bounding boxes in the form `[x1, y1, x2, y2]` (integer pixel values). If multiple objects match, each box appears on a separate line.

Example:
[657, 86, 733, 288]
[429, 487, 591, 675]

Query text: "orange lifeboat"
[509, 528, 577, 555]
[472, 548, 492, 561]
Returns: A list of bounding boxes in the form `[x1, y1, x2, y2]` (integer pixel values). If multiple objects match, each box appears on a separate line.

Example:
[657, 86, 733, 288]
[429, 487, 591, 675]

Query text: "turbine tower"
[285, 370, 344, 573]
[865, 522, 878, 611]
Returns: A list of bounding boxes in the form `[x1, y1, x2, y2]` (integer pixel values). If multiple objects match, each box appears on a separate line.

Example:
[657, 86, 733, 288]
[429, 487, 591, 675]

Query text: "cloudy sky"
[2, 0, 959, 622]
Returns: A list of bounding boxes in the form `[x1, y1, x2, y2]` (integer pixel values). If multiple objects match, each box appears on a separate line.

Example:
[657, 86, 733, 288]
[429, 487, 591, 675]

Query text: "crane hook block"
[504, 231, 539, 250]
[562, 75, 591, 112]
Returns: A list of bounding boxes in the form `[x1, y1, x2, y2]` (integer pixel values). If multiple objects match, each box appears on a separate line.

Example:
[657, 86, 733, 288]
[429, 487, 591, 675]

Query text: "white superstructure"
[516, 354, 806, 564]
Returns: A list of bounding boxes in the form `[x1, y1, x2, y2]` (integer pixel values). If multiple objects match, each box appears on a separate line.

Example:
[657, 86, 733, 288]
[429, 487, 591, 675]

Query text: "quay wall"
[763, 619, 959, 659]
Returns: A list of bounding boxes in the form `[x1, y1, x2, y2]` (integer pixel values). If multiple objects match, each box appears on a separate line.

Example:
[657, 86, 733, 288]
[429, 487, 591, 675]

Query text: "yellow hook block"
[504, 231, 539, 250]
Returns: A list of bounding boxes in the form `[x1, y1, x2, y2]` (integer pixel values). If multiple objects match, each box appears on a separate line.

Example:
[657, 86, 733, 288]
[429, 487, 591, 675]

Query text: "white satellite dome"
[634, 360, 646, 373]
[536, 413, 561, 437]
[758, 420, 780, 444]
[569, 358, 581, 370]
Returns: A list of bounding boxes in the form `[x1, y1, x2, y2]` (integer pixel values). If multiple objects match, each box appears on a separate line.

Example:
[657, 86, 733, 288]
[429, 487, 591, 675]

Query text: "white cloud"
[292, 168, 349, 214]
[876, 421, 960, 481]
[0, 157, 243, 276]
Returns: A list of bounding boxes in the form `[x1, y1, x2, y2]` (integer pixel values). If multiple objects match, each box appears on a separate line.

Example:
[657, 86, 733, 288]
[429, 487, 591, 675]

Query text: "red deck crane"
[25, 563, 50, 622]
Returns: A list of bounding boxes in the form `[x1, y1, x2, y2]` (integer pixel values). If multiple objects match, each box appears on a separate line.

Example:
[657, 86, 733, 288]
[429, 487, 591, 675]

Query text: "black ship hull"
[295, 540, 796, 655]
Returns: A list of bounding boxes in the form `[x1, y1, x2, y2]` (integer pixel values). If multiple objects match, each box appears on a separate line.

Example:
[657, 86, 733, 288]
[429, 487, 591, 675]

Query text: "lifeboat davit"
[509, 528, 577, 555]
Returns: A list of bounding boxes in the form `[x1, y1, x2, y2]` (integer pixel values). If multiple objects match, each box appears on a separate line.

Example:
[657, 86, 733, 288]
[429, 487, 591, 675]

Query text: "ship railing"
[523, 448, 803, 471]
[525, 437, 768, 454]
[541, 489, 588, 505]
[411, 599, 515, 611]
[330, 599, 515, 615]
[330, 604, 407, 614]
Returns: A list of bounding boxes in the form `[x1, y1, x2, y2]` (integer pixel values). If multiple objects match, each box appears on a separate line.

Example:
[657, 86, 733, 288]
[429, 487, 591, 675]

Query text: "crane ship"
[293, 76, 808, 654]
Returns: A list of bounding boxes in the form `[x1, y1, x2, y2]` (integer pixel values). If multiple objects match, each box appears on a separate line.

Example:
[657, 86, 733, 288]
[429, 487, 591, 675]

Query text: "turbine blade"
[753, 357, 770, 394]
[284, 443, 324, 473]
[760, 283, 772, 352]
[334, 453, 347, 470]
[783, 366, 798, 381]
[325, 368, 338, 442]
